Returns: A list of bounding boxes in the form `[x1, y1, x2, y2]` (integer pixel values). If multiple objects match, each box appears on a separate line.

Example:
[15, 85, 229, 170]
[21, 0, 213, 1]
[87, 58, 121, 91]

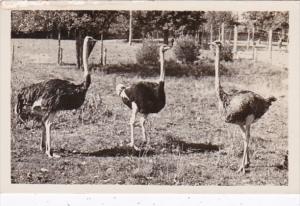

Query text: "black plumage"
[211, 40, 276, 173]
[122, 81, 165, 113]
[15, 36, 96, 158]
[116, 45, 170, 149]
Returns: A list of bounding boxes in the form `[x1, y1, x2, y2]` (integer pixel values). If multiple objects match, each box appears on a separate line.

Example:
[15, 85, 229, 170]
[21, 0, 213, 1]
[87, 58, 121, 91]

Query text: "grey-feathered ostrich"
[116, 45, 171, 149]
[211, 41, 277, 173]
[15, 36, 97, 158]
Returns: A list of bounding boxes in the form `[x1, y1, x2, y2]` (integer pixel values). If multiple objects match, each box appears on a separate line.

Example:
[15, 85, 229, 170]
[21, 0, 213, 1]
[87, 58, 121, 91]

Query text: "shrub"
[173, 35, 199, 64]
[136, 40, 159, 65]
[220, 43, 233, 62]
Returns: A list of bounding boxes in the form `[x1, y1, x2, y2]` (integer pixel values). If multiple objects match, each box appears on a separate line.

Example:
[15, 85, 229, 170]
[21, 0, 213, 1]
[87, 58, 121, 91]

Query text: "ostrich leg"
[237, 117, 253, 173]
[237, 125, 247, 174]
[44, 112, 60, 158]
[140, 114, 148, 144]
[129, 103, 139, 150]
[244, 124, 251, 167]
[40, 125, 46, 152]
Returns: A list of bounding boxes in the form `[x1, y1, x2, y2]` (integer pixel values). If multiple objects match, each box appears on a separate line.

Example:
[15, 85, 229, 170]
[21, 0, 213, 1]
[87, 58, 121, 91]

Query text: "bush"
[136, 40, 159, 65]
[220, 43, 233, 62]
[173, 35, 199, 64]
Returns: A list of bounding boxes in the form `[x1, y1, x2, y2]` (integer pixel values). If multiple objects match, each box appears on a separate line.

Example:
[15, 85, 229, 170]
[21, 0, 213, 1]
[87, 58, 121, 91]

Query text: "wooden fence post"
[233, 24, 238, 59]
[103, 48, 107, 66]
[12, 43, 15, 64]
[246, 29, 250, 50]
[128, 10, 133, 45]
[252, 41, 256, 60]
[252, 26, 255, 48]
[210, 24, 213, 50]
[268, 29, 273, 61]
[59, 48, 63, 65]
[57, 30, 61, 65]
[253, 44, 257, 63]
[100, 32, 104, 65]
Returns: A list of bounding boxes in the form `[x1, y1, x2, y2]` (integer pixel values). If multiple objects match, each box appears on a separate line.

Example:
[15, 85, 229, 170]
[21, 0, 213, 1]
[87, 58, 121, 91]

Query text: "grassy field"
[11, 38, 288, 185]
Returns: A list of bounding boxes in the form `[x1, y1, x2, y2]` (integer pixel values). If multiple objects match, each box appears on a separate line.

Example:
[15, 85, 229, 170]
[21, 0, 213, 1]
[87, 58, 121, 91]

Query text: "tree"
[204, 11, 236, 40]
[133, 11, 206, 44]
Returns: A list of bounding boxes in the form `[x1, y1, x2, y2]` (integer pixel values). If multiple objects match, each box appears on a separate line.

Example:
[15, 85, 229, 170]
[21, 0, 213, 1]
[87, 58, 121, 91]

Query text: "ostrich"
[210, 41, 277, 173]
[15, 36, 97, 158]
[116, 44, 171, 150]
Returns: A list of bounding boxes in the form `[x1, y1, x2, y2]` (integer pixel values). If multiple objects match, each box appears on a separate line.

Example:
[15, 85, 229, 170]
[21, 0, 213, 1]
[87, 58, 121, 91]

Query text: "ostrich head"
[84, 36, 97, 43]
[210, 40, 222, 49]
[116, 84, 126, 97]
[159, 44, 171, 53]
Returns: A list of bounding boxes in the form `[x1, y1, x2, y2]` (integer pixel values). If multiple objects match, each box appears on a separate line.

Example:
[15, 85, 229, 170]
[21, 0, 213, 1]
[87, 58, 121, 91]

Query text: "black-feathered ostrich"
[116, 45, 171, 150]
[211, 41, 276, 173]
[15, 36, 97, 158]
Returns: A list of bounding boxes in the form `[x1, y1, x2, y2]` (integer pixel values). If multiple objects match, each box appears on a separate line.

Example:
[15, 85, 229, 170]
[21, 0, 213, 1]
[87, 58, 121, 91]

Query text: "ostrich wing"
[225, 90, 270, 124]
[19, 79, 86, 112]
[124, 81, 165, 113]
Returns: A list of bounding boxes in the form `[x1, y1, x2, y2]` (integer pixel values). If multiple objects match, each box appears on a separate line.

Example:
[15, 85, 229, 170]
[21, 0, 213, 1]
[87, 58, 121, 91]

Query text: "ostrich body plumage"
[121, 81, 165, 114]
[218, 88, 276, 125]
[15, 36, 96, 158]
[211, 40, 276, 173]
[16, 76, 91, 115]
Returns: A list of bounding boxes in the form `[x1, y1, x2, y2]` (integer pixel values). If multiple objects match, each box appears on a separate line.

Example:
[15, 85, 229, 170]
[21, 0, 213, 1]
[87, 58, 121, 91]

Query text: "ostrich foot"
[52, 153, 61, 158]
[127, 142, 140, 151]
[237, 165, 248, 174]
[143, 142, 153, 150]
[40, 145, 46, 152]
[46, 151, 61, 158]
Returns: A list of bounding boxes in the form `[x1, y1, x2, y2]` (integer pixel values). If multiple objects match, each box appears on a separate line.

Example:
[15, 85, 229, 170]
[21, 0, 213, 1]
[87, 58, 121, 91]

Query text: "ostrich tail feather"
[267, 96, 277, 103]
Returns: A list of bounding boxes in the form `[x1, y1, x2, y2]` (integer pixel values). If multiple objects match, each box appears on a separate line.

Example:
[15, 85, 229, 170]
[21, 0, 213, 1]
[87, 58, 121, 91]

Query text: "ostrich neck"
[215, 47, 222, 102]
[159, 51, 165, 82]
[83, 38, 89, 78]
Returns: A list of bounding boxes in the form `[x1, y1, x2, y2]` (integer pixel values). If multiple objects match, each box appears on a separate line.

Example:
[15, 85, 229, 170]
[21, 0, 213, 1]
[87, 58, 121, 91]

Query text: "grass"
[11, 38, 288, 185]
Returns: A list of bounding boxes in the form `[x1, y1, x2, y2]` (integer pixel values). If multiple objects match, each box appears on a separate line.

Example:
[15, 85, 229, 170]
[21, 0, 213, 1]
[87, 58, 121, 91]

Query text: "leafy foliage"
[220, 43, 233, 62]
[136, 40, 160, 65]
[241, 11, 289, 31]
[173, 35, 199, 64]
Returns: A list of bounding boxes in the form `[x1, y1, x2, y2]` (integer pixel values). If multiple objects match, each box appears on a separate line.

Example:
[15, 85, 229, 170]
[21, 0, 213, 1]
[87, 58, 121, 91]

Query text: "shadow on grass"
[55, 136, 220, 158]
[57, 146, 155, 157]
[163, 135, 220, 153]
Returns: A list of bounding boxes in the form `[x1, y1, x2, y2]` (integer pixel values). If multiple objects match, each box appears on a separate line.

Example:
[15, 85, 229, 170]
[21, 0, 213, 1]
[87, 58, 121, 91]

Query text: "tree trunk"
[252, 26, 255, 45]
[75, 29, 83, 69]
[128, 10, 133, 45]
[221, 23, 225, 44]
[163, 29, 169, 45]
[199, 27, 203, 47]
[268, 29, 273, 60]
[57, 30, 61, 65]
[210, 24, 213, 43]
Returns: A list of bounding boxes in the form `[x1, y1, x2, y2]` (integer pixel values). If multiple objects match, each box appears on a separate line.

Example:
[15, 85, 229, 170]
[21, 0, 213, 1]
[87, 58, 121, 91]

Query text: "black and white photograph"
[7, 7, 290, 187]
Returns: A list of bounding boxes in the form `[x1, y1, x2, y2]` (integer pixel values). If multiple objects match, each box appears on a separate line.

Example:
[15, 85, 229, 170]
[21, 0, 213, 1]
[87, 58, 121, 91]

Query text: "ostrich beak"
[164, 46, 171, 52]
